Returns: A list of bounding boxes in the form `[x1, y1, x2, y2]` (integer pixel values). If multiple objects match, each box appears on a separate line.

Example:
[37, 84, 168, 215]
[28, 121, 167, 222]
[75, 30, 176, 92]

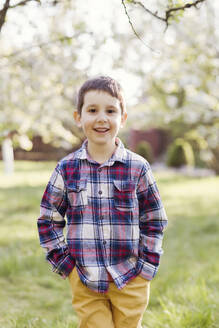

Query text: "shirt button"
[98, 168, 102, 172]
[103, 241, 107, 245]
[98, 190, 102, 195]
[100, 216, 104, 220]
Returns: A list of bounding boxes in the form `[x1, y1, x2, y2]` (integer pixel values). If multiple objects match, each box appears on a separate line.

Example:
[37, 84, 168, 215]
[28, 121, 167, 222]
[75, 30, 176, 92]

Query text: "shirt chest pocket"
[67, 180, 88, 207]
[113, 180, 136, 211]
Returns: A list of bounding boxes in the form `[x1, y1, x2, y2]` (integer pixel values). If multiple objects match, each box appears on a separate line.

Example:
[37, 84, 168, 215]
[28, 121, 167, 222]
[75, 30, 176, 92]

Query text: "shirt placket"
[97, 164, 111, 267]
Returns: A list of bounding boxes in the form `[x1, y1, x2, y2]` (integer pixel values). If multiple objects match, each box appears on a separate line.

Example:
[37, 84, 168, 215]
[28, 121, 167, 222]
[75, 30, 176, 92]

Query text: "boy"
[37, 76, 168, 328]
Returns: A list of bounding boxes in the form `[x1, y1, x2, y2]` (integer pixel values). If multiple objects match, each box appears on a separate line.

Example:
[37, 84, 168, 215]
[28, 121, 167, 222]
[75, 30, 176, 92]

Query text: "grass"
[0, 161, 219, 328]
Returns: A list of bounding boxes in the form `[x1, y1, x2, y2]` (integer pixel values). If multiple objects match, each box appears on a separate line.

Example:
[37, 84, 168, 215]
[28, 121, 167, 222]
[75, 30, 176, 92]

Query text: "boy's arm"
[137, 163, 168, 281]
[37, 164, 75, 278]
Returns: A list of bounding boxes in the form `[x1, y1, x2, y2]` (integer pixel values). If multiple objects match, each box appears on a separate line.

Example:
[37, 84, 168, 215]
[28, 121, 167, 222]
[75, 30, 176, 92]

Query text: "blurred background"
[0, 1, 219, 327]
[0, 0, 218, 173]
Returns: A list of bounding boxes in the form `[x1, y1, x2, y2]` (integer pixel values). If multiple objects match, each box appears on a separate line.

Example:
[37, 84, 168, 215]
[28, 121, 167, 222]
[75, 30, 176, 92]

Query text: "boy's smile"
[74, 90, 127, 159]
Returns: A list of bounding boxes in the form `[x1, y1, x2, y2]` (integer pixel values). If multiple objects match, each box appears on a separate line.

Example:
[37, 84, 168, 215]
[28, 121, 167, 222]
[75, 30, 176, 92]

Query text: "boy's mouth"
[94, 128, 110, 133]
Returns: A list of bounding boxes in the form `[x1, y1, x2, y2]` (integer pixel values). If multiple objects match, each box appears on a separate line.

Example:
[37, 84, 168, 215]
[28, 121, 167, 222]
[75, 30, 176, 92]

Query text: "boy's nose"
[96, 112, 107, 122]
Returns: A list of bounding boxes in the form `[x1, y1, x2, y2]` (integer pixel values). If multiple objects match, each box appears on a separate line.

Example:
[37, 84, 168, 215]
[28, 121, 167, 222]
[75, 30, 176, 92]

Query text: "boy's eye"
[88, 108, 96, 113]
[107, 109, 116, 114]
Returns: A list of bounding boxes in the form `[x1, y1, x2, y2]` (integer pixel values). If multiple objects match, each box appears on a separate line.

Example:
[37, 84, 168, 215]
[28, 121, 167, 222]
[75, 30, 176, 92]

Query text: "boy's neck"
[87, 141, 117, 164]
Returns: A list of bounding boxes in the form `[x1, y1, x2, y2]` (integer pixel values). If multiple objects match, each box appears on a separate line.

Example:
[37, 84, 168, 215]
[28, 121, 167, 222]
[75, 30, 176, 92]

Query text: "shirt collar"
[75, 138, 127, 164]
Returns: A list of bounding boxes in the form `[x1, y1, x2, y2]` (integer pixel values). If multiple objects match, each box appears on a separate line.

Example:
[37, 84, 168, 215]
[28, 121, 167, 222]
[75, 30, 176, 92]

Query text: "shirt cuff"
[55, 253, 76, 279]
[137, 258, 158, 281]
[47, 248, 76, 279]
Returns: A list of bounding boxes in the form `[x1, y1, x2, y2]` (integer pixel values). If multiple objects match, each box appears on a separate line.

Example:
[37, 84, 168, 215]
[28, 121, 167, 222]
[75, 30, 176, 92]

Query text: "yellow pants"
[68, 268, 150, 328]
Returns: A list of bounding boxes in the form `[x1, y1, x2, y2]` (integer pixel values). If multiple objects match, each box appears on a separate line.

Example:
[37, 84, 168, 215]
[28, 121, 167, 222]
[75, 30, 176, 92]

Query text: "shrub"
[136, 141, 154, 163]
[166, 138, 195, 167]
[208, 147, 219, 175]
[184, 130, 208, 168]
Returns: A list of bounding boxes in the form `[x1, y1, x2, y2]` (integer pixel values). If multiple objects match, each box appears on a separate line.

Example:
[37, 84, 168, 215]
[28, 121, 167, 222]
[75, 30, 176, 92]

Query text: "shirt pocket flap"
[68, 179, 87, 192]
[113, 180, 136, 192]
[67, 179, 88, 207]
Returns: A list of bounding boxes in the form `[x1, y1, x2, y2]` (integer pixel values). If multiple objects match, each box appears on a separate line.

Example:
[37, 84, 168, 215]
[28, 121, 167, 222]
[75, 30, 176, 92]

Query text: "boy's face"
[74, 90, 127, 150]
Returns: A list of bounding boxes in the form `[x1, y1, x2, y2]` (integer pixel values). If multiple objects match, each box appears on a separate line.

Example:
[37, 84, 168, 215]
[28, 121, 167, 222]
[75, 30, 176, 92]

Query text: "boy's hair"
[76, 76, 126, 115]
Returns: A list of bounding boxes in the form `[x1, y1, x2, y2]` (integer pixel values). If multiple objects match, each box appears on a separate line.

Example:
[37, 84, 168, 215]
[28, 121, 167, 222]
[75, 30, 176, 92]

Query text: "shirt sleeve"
[136, 162, 168, 281]
[37, 163, 75, 278]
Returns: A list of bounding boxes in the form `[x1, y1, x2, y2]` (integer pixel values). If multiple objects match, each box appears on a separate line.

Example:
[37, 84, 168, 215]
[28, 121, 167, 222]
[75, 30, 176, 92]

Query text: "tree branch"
[123, 0, 207, 32]
[166, 0, 206, 16]
[131, 0, 166, 23]
[0, 0, 10, 32]
[9, 0, 41, 9]
[0, 31, 93, 69]
[121, 0, 161, 53]
[165, 0, 206, 28]
[0, 0, 55, 33]
[1, 35, 76, 59]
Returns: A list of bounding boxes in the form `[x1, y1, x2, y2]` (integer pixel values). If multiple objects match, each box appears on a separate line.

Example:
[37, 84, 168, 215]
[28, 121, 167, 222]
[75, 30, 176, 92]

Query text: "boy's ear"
[121, 112, 128, 128]
[73, 111, 82, 127]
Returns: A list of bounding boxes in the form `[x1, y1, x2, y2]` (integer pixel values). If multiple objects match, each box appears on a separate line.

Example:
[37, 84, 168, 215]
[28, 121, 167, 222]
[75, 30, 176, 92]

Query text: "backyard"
[0, 161, 218, 328]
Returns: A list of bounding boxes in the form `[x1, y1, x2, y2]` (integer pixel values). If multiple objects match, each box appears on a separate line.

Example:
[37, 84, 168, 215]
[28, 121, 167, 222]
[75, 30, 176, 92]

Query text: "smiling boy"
[37, 76, 168, 328]
[73, 88, 127, 164]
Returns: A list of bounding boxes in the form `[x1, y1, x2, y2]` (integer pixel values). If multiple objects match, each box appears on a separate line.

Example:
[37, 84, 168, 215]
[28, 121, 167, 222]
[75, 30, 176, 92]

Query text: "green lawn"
[0, 161, 218, 328]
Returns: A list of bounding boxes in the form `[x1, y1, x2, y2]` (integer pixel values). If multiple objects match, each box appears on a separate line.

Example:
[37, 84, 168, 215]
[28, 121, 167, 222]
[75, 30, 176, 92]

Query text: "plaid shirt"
[37, 139, 167, 293]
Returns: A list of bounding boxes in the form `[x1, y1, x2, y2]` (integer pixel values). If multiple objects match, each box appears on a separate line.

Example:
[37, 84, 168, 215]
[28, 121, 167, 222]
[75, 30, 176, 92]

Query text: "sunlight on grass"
[0, 160, 56, 188]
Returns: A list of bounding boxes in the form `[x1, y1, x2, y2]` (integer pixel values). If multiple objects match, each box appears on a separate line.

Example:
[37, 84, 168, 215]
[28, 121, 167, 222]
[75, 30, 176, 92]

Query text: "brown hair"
[76, 76, 126, 115]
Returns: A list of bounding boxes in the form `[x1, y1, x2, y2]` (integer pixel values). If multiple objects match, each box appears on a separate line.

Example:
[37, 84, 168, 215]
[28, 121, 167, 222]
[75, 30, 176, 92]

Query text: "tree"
[1, 0, 218, 174]
[122, 0, 207, 32]
[0, 0, 59, 33]
[124, 1, 219, 171]
[0, 0, 124, 150]
[0, 1, 88, 152]
[0, 0, 208, 35]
